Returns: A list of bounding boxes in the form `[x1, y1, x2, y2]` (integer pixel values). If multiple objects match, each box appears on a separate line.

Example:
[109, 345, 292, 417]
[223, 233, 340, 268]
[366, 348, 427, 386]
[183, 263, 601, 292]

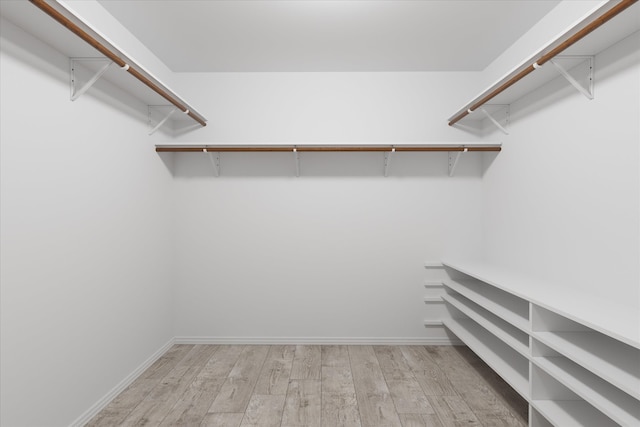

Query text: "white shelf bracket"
[70, 58, 112, 101]
[549, 56, 594, 100]
[448, 148, 467, 177]
[293, 148, 300, 177]
[383, 147, 395, 177]
[148, 105, 178, 135]
[203, 149, 220, 177]
[476, 106, 509, 135]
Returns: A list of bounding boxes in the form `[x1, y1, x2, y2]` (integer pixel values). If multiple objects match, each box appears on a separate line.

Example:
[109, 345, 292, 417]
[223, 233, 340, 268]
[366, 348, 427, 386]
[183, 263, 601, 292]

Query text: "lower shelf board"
[531, 400, 618, 427]
[445, 279, 529, 331]
[443, 292, 529, 357]
[442, 317, 529, 400]
[533, 356, 640, 426]
[533, 330, 640, 400]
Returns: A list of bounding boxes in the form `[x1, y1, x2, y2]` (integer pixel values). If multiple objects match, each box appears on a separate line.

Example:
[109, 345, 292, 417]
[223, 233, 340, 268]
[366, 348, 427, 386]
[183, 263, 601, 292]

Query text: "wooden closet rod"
[29, 0, 207, 127]
[155, 145, 502, 153]
[448, 0, 637, 126]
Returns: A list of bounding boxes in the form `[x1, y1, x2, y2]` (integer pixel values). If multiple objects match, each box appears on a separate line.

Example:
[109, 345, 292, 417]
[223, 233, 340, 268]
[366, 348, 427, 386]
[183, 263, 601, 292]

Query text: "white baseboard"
[69, 337, 175, 427]
[174, 336, 462, 345]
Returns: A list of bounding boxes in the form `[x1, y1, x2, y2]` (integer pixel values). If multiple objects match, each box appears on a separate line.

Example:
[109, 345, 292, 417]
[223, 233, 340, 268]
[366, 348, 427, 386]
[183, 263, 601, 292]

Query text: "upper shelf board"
[154, 143, 502, 153]
[442, 259, 640, 350]
[0, 0, 206, 125]
[449, 0, 640, 124]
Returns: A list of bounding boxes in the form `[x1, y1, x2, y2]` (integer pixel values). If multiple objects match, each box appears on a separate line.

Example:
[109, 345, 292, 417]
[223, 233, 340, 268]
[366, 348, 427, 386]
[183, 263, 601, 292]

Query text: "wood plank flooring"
[87, 345, 527, 427]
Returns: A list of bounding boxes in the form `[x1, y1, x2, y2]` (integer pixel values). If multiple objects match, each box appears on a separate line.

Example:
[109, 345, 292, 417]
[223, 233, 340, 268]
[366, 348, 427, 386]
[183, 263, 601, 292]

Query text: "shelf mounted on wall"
[448, 0, 638, 131]
[29, 0, 207, 133]
[155, 143, 502, 177]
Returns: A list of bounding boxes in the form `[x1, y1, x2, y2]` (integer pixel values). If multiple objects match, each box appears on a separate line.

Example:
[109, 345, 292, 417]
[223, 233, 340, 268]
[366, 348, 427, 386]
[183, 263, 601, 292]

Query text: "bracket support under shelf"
[203, 149, 220, 177]
[148, 105, 191, 135]
[293, 148, 300, 177]
[448, 148, 468, 177]
[383, 148, 395, 177]
[70, 58, 113, 101]
[479, 106, 509, 135]
[546, 55, 594, 100]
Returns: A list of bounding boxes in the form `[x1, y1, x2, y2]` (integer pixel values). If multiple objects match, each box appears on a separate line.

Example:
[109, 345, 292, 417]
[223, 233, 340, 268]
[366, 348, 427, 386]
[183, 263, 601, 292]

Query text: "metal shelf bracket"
[548, 55, 595, 100]
[384, 148, 395, 177]
[70, 58, 113, 101]
[468, 104, 510, 135]
[448, 148, 468, 177]
[148, 105, 179, 135]
[204, 148, 220, 177]
[293, 148, 300, 177]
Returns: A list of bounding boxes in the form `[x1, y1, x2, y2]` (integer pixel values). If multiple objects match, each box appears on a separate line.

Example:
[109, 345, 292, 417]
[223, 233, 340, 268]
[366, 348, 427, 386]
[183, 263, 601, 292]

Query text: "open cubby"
[444, 278, 529, 331]
[532, 305, 640, 400]
[532, 339, 640, 426]
[443, 289, 529, 356]
[442, 313, 530, 400]
[440, 261, 640, 427]
[531, 366, 619, 427]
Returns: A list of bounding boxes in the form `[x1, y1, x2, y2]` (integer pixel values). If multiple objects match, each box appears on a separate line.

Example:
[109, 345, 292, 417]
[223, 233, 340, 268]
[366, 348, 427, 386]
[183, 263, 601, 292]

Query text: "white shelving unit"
[444, 277, 529, 332]
[442, 291, 529, 357]
[532, 305, 640, 400]
[442, 317, 530, 400]
[0, 1, 207, 132]
[154, 143, 502, 177]
[533, 354, 639, 426]
[441, 259, 640, 427]
[448, 1, 640, 132]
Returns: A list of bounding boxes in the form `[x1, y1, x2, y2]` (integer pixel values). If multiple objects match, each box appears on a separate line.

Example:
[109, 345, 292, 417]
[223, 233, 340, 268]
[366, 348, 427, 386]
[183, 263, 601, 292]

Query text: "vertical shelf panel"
[532, 352, 640, 426]
[531, 366, 618, 427]
[532, 305, 640, 400]
[441, 260, 640, 427]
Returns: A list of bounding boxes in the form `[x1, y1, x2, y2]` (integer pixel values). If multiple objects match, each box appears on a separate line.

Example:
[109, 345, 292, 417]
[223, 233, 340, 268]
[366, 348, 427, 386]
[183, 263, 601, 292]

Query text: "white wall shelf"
[442, 260, 640, 348]
[154, 143, 501, 153]
[443, 291, 529, 357]
[531, 400, 618, 427]
[448, 0, 640, 130]
[444, 278, 529, 332]
[440, 259, 640, 427]
[154, 143, 502, 177]
[0, 1, 207, 132]
[442, 317, 530, 400]
[532, 354, 640, 426]
[533, 331, 640, 400]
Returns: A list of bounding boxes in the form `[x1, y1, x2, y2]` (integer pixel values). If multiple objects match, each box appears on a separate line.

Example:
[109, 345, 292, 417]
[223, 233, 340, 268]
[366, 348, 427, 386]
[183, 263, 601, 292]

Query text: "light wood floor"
[87, 345, 527, 427]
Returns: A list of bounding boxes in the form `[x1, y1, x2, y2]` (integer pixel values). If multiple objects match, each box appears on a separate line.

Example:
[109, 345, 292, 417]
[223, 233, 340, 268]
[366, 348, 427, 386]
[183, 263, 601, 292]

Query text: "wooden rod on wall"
[448, 0, 638, 127]
[29, 0, 207, 127]
[155, 146, 502, 153]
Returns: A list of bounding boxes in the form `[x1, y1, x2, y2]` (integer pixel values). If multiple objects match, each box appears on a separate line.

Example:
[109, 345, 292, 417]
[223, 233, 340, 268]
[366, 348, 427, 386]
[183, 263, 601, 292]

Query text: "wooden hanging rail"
[448, 0, 638, 126]
[155, 145, 501, 153]
[29, 0, 207, 127]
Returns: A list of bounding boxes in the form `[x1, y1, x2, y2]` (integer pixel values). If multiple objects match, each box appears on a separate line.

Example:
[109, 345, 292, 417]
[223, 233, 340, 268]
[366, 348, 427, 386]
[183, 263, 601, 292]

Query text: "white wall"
[481, 31, 639, 311]
[58, 0, 178, 96]
[169, 72, 485, 341]
[173, 71, 483, 143]
[0, 18, 175, 427]
[475, 0, 607, 99]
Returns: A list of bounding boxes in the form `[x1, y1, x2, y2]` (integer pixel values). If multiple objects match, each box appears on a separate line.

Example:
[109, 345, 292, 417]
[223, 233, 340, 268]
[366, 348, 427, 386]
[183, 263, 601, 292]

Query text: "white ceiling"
[97, 0, 561, 72]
